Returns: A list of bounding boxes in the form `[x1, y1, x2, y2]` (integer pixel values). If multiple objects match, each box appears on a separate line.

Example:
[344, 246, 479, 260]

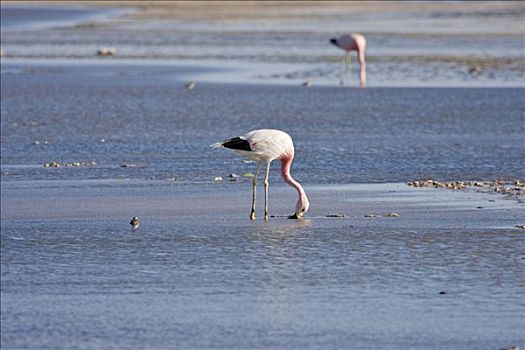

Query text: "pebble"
[44, 160, 97, 168]
[515, 225, 525, 229]
[130, 217, 140, 229]
[302, 80, 313, 87]
[384, 212, 400, 217]
[468, 66, 482, 75]
[185, 81, 196, 90]
[33, 140, 51, 145]
[326, 213, 344, 218]
[407, 178, 525, 199]
[121, 164, 137, 168]
[439, 291, 447, 295]
[97, 47, 116, 56]
[228, 173, 240, 181]
[243, 172, 255, 177]
[44, 161, 60, 168]
[213, 176, 223, 181]
[364, 214, 377, 218]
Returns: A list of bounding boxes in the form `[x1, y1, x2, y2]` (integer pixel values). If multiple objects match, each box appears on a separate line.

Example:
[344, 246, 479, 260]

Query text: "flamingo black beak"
[329, 38, 337, 45]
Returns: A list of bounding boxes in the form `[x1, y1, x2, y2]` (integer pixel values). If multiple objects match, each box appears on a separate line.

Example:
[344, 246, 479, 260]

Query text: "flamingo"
[329, 33, 367, 86]
[212, 129, 309, 220]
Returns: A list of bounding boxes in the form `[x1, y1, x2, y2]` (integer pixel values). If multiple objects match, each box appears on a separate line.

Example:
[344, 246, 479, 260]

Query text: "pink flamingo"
[329, 33, 367, 86]
[212, 129, 309, 220]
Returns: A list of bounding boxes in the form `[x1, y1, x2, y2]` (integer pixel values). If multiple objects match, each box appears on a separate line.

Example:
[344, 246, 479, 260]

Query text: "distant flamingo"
[212, 129, 309, 220]
[329, 33, 367, 86]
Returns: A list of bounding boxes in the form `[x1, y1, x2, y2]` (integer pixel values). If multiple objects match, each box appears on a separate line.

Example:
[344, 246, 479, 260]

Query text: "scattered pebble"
[228, 173, 240, 181]
[384, 212, 400, 217]
[242, 160, 254, 164]
[515, 225, 525, 229]
[43, 161, 60, 168]
[213, 176, 224, 181]
[185, 81, 196, 90]
[33, 140, 51, 145]
[97, 47, 116, 56]
[121, 163, 137, 168]
[302, 80, 313, 87]
[243, 172, 254, 177]
[130, 217, 140, 229]
[468, 66, 482, 75]
[44, 160, 97, 168]
[407, 178, 525, 199]
[499, 346, 519, 350]
[326, 213, 344, 218]
[439, 291, 447, 295]
[364, 214, 377, 218]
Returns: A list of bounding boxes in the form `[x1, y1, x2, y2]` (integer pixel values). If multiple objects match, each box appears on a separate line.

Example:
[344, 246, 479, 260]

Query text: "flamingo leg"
[346, 52, 351, 85]
[340, 54, 345, 85]
[250, 161, 261, 220]
[263, 162, 271, 220]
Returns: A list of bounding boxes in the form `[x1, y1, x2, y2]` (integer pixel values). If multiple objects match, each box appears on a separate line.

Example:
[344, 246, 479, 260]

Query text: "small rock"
[130, 217, 140, 229]
[468, 66, 482, 75]
[185, 81, 196, 90]
[326, 213, 344, 218]
[364, 214, 377, 218]
[44, 161, 60, 168]
[213, 176, 223, 181]
[97, 47, 116, 56]
[228, 173, 240, 181]
[384, 212, 400, 217]
[121, 164, 137, 168]
[439, 291, 447, 295]
[243, 172, 254, 177]
[242, 160, 254, 164]
[515, 224, 525, 229]
[302, 80, 313, 87]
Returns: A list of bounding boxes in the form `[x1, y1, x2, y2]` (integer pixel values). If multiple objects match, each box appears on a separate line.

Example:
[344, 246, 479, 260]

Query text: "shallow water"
[2, 213, 524, 349]
[1, 61, 524, 185]
[2, 176, 525, 349]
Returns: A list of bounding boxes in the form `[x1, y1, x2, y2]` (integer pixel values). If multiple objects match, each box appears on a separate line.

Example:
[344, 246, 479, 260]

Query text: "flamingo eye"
[301, 208, 305, 212]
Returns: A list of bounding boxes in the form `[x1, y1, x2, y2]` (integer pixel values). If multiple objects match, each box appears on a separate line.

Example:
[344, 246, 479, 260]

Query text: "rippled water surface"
[2, 217, 524, 350]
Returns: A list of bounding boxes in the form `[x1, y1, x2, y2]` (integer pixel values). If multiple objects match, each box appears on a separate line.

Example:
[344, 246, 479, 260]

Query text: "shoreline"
[2, 58, 524, 88]
[2, 179, 523, 231]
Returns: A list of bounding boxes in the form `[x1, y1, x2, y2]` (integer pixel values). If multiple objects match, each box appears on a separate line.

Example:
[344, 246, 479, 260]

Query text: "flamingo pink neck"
[280, 155, 306, 198]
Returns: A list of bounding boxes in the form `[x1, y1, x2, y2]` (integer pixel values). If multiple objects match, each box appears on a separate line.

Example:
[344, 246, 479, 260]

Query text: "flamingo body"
[213, 129, 309, 220]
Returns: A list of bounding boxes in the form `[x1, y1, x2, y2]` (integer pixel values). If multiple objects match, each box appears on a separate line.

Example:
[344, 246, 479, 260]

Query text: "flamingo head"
[289, 193, 309, 219]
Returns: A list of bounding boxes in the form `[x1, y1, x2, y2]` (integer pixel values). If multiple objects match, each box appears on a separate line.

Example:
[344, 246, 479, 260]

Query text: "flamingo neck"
[280, 155, 306, 198]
